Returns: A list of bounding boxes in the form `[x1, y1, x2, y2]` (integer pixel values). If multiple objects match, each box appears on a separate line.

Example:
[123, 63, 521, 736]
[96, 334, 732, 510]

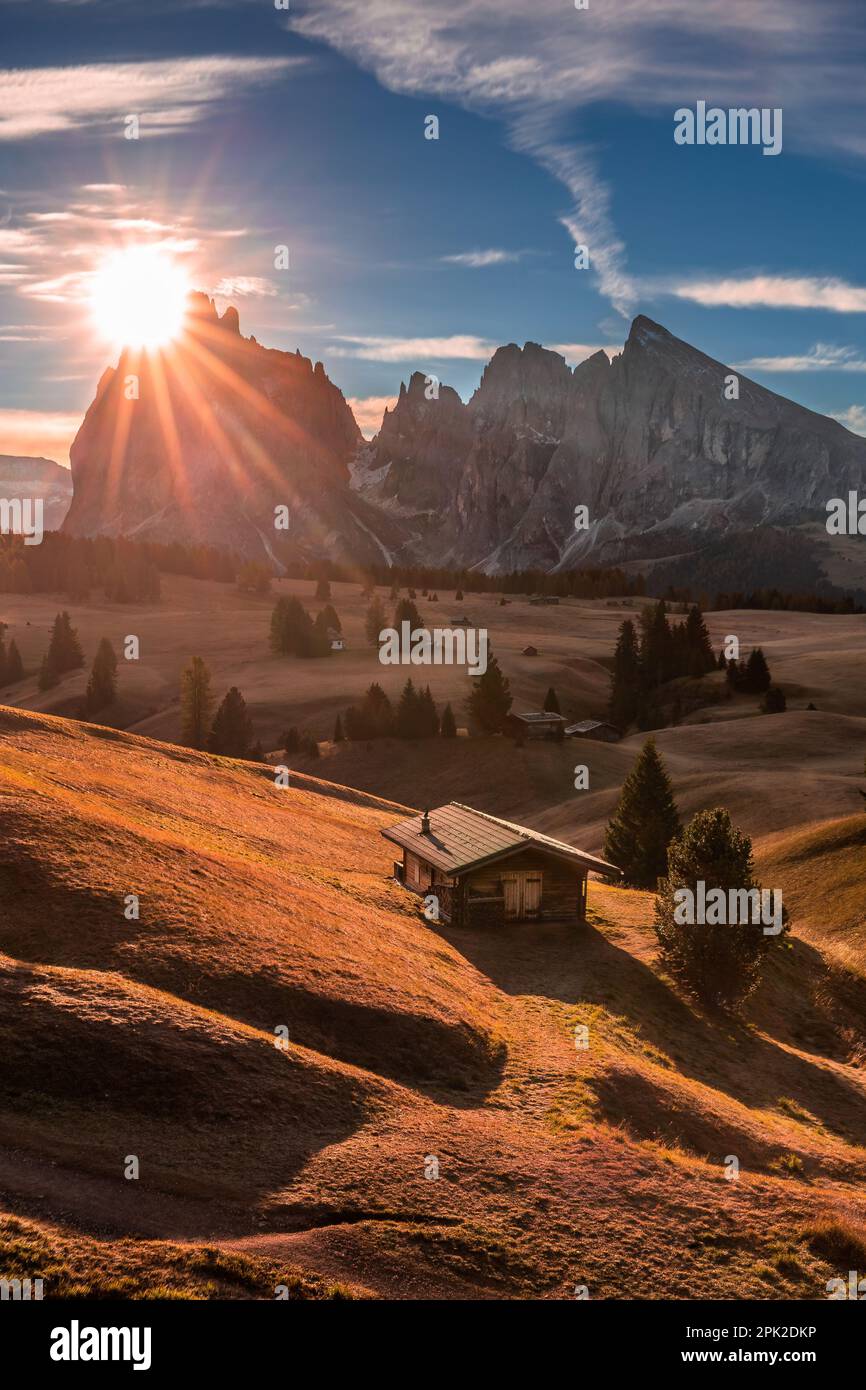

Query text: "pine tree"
[603, 737, 680, 888]
[315, 604, 341, 634]
[180, 655, 214, 749]
[365, 595, 387, 647]
[639, 600, 672, 688]
[315, 577, 331, 601]
[440, 702, 457, 737]
[466, 648, 512, 733]
[393, 597, 421, 630]
[418, 685, 440, 737]
[84, 638, 118, 713]
[301, 732, 320, 758]
[48, 611, 84, 674]
[4, 638, 22, 683]
[282, 726, 301, 754]
[209, 686, 254, 759]
[654, 807, 787, 1011]
[761, 685, 786, 713]
[396, 678, 423, 739]
[609, 619, 642, 730]
[684, 605, 716, 677]
[543, 686, 561, 714]
[334, 713, 345, 742]
[455, 588, 463, 601]
[744, 647, 772, 693]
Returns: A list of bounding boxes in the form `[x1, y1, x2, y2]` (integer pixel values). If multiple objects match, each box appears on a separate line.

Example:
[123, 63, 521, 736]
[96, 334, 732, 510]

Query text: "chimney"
[420, 809, 431, 835]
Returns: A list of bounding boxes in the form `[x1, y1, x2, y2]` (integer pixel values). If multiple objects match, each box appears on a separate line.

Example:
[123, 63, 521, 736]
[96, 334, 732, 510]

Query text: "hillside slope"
[2, 707, 866, 1299]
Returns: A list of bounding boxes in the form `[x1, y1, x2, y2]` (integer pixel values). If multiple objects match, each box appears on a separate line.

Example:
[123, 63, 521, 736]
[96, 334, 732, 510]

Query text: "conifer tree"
[684, 605, 716, 676]
[84, 638, 118, 713]
[4, 638, 22, 683]
[654, 807, 787, 1011]
[180, 655, 214, 749]
[418, 684, 440, 737]
[466, 648, 512, 733]
[315, 577, 331, 601]
[396, 678, 422, 739]
[603, 737, 680, 888]
[393, 597, 422, 630]
[315, 604, 341, 634]
[334, 713, 345, 742]
[209, 686, 254, 759]
[440, 702, 457, 737]
[543, 686, 561, 714]
[365, 595, 387, 647]
[609, 619, 642, 730]
[744, 647, 772, 693]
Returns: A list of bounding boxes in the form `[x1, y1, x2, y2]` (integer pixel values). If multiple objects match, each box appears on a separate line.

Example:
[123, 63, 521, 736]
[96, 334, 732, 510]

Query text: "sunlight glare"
[91, 246, 190, 350]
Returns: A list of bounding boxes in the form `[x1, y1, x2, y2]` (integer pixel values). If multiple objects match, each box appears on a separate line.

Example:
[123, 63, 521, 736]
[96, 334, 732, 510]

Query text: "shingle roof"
[382, 801, 620, 877]
[512, 711, 566, 724]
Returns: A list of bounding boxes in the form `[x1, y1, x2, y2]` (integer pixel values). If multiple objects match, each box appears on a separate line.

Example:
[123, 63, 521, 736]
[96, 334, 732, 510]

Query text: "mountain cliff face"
[63, 294, 404, 566]
[65, 306, 866, 581]
[353, 316, 866, 575]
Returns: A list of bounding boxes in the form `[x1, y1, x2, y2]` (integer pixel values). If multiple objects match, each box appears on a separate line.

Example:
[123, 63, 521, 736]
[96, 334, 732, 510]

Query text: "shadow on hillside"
[0, 958, 378, 1223]
[0, 857, 506, 1105]
[438, 914, 866, 1160]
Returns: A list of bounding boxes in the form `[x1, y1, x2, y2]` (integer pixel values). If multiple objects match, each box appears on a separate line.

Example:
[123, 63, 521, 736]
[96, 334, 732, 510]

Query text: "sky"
[3, 0, 866, 461]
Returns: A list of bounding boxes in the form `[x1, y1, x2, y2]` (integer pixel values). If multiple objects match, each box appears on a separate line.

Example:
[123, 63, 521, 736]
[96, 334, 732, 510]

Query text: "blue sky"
[3, 0, 866, 459]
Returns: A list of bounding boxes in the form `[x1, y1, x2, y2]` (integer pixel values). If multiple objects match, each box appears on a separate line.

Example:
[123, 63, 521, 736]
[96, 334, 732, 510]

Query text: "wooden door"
[502, 873, 542, 920]
[502, 874, 521, 919]
[523, 875, 542, 917]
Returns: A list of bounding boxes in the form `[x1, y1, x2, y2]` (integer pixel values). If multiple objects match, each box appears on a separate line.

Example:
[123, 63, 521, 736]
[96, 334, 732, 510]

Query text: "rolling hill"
[2, 705, 866, 1299]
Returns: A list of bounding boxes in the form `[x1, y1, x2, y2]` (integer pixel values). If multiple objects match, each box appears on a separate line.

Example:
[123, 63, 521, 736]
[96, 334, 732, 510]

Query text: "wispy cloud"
[287, 0, 854, 316]
[0, 56, 300, 141]
[736, 343, 866, 372]
[211, 276, 278, 299]
[441, 249, 521, 267]
[673, 275, 866, 313]
[329, 334, 496, 361]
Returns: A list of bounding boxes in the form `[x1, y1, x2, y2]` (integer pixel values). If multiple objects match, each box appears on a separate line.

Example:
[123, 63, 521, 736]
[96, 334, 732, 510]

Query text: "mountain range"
[51, 299, 866, 587]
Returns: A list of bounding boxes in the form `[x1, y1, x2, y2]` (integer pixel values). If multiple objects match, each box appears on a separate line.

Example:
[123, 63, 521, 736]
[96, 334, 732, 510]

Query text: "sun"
[90, 246, 190, 351]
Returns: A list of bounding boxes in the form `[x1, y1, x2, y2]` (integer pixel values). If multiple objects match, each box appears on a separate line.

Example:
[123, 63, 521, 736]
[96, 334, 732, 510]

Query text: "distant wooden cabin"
[327, 628, 345, 651]
[529, 595, 560, 606]
[383, 801, 620, 927]
[522, 645, 539, 657]
[504, 710, 567, 740]
[565, 719, 620, 743]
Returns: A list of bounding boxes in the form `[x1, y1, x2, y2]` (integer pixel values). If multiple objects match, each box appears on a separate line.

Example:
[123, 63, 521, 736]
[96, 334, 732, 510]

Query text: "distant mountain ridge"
[63, 305, 866, 587]
[352, 316, 866, 578]
[0, 454, 73, 529]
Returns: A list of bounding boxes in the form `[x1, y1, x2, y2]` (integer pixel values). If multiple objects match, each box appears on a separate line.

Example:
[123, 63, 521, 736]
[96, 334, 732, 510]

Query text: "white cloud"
[832, 405, 866, 434]
[347, 394, 398, 436]
[736, 343, 866, 372]
[549, 341, 621, 363]
[211, 276, 278, 299]
[0, 56, 300, 141]
[441, 249, 520, 267]
[673, 275, 866, 313]
[329, 334, 496, 361]
[286, 0, 850, 316]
